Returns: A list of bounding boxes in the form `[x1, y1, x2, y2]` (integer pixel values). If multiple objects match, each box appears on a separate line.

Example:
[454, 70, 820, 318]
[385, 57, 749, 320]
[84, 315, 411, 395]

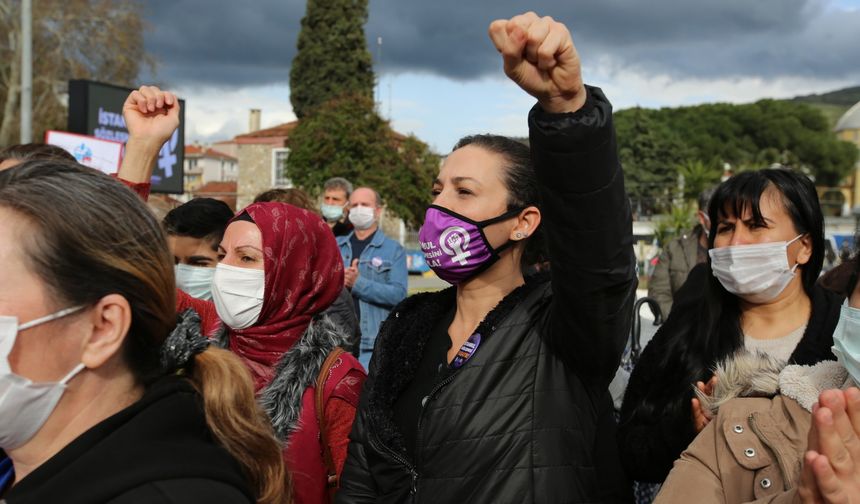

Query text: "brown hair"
[253, 187, 320, 215]
[0, 160, 289, 504]
[0, 143, 77, 165]
[452, 134, 546, 267]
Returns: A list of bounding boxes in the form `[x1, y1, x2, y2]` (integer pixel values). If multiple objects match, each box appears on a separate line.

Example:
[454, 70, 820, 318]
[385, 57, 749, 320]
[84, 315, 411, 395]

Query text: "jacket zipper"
[412, 372, 459, 500]
[368, 431, 419, 496]
[748, 413, 794, 488]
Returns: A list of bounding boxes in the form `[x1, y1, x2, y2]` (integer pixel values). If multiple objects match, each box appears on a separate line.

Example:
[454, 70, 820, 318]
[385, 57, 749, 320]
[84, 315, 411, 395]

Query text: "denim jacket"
[337, 228, 408, 355]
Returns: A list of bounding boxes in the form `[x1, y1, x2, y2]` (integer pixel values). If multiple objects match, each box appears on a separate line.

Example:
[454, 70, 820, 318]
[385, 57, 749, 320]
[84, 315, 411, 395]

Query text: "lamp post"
[20, 0, 32, 143]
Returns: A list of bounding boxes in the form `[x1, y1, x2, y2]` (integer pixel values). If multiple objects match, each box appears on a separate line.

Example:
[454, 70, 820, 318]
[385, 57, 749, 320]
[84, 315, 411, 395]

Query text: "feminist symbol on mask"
[440, 226, 472, 265]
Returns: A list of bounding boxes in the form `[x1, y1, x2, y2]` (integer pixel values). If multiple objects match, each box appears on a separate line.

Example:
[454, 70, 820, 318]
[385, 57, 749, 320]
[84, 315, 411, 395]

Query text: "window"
[272, 148, 292, 187]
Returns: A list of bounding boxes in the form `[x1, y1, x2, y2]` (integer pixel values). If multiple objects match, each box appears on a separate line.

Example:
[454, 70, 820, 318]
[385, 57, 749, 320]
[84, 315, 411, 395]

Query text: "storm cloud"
[143, 0, 860, 87]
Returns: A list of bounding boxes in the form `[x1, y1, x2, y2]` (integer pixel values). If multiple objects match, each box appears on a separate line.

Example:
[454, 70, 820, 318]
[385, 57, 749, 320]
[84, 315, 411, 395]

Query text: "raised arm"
[116, 86, 180, 199]
[490, 13, 636, 392]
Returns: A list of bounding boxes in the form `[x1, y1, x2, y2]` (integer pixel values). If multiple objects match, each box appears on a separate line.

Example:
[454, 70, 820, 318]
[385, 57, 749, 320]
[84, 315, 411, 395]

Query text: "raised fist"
[123, 85, 180, 149]
[489, 12, 586, 114]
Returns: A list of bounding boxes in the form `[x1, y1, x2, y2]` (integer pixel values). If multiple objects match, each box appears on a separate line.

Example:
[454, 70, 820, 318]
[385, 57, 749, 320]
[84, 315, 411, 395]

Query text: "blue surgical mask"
[321, 204, 345, 222]
[175, 264, 215, 300]
[832, 300, 860, 384]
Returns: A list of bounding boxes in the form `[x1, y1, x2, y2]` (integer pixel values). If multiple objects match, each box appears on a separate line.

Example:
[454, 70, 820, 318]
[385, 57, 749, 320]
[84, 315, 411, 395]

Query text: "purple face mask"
[418, 205, 521, 285]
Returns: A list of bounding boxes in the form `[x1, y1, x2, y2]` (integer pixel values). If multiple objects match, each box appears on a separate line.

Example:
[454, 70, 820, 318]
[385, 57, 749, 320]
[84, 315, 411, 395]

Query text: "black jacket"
[618, 263, 843, 483]
[337, 87, 638, 504]
[326, 287, 362, 357]
[3, 377, 253, 504]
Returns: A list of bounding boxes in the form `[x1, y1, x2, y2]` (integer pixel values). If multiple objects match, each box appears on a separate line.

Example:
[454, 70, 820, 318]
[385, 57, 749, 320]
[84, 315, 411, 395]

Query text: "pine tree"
[289, 0, 374, 119]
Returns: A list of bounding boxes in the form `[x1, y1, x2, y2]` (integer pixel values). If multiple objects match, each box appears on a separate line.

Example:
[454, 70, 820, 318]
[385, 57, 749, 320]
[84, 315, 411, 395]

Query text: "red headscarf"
[227, 202, 344, 390]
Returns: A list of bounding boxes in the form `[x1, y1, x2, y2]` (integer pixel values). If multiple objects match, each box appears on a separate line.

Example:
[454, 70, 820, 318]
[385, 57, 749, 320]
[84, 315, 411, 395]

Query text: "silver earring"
[516, 232, 524, 239]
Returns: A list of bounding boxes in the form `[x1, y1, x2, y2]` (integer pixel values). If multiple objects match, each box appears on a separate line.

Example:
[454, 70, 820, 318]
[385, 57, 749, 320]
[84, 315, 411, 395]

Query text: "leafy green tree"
[678, 160, 721, 203]
[615, 107, 691, 214]
[652, 203, 696, 247]
[615, 100, 858, 212]
[286, 94, 439, 227]
[289, 0, 374, 119]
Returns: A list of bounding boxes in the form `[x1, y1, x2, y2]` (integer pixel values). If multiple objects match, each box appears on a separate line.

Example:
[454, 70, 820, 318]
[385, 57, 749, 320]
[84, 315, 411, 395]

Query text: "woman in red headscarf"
[177, 202, 366, 504]
[114, 85, 365, 503]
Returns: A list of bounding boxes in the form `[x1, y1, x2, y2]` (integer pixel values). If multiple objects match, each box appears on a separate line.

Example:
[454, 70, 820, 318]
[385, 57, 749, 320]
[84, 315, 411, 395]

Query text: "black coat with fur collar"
[337, 87, 638, 504]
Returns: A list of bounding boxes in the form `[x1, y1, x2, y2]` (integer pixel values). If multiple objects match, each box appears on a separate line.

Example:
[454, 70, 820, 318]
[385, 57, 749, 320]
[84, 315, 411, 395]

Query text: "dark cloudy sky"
[141, 0, 860, 150]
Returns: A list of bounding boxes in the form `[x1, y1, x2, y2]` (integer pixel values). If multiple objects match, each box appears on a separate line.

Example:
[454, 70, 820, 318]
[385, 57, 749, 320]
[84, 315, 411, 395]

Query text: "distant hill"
[789, 86, 860, 127]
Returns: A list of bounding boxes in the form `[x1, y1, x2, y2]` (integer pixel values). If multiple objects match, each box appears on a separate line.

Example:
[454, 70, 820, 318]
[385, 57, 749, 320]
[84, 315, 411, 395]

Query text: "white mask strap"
[787, 234, 804, 272]
[786, 234, 804, 247]
[59, 363, 87, 385]
[18, 306, 85, 331]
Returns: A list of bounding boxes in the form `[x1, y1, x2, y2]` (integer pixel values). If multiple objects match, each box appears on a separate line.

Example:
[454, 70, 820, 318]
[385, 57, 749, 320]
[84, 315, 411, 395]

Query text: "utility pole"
[376, 36, 382, 113]
[20, 0, 33, 143]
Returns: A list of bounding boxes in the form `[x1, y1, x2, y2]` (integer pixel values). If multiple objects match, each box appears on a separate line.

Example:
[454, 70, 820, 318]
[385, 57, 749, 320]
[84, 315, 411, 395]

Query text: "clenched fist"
[489, 12, 586, 114]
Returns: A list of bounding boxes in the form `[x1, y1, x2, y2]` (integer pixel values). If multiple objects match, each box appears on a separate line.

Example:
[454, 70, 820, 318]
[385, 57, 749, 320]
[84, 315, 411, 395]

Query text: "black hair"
[634, 168, 826, 427]
[452, 134, 546, 266]
[162, 198, 234, 249]
[707, 168, 824, 291]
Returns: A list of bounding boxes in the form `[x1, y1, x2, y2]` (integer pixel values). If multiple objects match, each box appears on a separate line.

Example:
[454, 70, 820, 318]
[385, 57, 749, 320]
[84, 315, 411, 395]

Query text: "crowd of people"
[0, 11, 858, 504]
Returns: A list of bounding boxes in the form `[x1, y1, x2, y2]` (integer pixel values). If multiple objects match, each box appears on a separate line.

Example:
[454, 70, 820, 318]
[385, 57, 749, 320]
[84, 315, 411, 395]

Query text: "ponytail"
[188, 347, 291, 504]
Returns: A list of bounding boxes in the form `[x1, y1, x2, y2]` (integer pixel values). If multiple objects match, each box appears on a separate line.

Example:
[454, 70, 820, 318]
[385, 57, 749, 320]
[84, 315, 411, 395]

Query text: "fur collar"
[256, 315, 352, 441]
[698, 351, 851, 416]
[779, 361, 851, 411]
[365, 273, 551, 460]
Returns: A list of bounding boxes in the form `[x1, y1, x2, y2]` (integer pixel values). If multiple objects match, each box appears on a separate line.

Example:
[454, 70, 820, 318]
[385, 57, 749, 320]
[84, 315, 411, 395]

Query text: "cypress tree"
[289, 0, 375, 119]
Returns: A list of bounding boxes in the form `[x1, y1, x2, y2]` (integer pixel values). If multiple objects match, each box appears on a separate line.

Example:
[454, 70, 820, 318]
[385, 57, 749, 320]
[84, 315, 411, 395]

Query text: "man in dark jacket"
[336, 13, 637, 504]
[648, 187, 715, 317]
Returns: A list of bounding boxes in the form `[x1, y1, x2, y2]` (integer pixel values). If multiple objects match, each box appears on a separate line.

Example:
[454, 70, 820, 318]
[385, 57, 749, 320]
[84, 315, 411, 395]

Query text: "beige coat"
[655, 354, 849, 504]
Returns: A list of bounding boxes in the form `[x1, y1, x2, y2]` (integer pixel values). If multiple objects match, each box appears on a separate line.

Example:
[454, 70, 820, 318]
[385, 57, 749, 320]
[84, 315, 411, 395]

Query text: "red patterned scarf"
[228, 202, 344, 390]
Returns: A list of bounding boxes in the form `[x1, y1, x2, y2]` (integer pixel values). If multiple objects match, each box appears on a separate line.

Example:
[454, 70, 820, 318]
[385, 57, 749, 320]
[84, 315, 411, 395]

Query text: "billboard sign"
[68, 79, 185, 194]
[45, 130, 123, 174]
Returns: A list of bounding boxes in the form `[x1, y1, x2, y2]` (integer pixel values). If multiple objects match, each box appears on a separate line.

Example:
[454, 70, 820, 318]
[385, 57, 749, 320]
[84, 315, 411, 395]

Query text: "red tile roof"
[232, 121, 299, 145]
[226, 119, 409, 146]
[191, 181, 238, 210]
[193, 181, 237, 194]
[185, 145, 238, 161]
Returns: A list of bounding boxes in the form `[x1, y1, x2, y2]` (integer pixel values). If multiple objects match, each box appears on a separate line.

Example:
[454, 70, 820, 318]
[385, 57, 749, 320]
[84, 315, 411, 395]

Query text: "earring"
[515, 232, 525, 239]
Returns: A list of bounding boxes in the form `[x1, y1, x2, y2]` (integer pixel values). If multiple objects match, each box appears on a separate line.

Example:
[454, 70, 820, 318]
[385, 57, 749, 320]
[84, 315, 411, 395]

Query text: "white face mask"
[0, 306, 86, 450]
[175, 264, 216, 301]
[211, 263, 265, 330]
[832, 300, 860, 385]
[348, 206, 376, 230]
[709, 235, 803, 304]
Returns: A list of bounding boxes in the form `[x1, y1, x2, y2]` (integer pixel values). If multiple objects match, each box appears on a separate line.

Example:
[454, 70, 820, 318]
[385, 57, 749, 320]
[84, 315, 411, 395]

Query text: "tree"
[677, 160, 721, 203]
[615, 100, 858, 213]
[286, 94, 439, 227]
[0, 0, 152, 147]
[615, 107, 691, 215]
[289, 0, 374, 119]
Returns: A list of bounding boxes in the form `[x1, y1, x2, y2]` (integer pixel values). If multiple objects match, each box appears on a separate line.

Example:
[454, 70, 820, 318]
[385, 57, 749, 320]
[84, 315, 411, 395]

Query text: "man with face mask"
[163, 198, 234, 301]
[648, 186, 716, 317]
[322, 177, 355, 237]
[336, 187, 407, 369]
